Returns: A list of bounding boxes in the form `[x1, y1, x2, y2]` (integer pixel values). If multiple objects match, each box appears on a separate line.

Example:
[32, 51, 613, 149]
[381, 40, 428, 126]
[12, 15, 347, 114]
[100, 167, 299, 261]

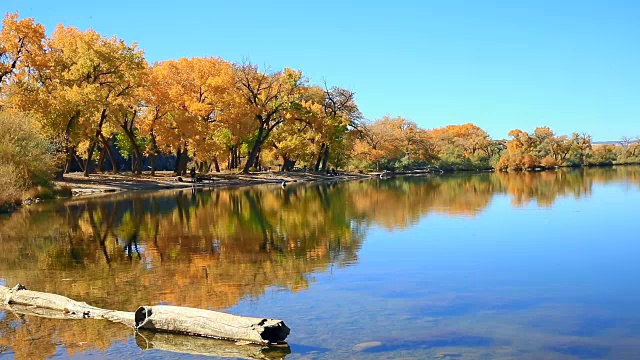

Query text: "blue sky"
[2, 0, 638, 141]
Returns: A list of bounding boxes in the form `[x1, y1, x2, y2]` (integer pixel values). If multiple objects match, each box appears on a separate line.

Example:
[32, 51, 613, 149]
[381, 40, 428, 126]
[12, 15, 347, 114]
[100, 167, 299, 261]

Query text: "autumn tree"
[429, 123, 494, 166]
[617, 136, 640, 162]
[498, 127, 594, 171]
[143, 57, 237, 175]
[351, 116, 431, 170]
[20, 25, 147, 177]
[305, 83, 362, 172]
[568, 132, 592, 166]
[233, 63, 306, 173]
[588, 144, 618, 166]
[266, 119, 315, 171]
[0, 12, 46, 98]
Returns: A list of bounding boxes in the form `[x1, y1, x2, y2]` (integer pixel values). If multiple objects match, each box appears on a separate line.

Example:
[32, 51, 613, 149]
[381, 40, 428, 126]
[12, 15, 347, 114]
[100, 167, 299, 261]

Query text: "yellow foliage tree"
[0, 12, 46, 97]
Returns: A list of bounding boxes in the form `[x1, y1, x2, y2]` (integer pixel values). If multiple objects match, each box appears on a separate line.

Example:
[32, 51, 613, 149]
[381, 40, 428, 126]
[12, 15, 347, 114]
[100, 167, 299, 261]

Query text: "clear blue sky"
[3, 0, 639, 141]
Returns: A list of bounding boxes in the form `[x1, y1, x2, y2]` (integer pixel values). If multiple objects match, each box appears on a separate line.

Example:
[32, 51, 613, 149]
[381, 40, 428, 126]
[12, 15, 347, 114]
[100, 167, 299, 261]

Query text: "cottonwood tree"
[0, 13, 46, 96]
[352, 116, 425, 170]
[33, 25, 147, 177]
[306, 83, 362, 172]
[146, 57, 237, 175]
[233, 63, 306, 173]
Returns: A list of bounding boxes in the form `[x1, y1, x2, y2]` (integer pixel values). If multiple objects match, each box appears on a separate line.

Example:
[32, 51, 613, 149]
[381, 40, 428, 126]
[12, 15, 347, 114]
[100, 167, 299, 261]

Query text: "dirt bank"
[55, 171, 371, 197]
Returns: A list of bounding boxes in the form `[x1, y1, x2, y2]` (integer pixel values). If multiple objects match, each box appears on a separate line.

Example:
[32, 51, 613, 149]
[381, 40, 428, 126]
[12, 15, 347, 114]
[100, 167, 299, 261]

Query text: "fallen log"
[0, 284, 289, 345]
[135, 305, 290, 344]
[0, 283, 134, 326]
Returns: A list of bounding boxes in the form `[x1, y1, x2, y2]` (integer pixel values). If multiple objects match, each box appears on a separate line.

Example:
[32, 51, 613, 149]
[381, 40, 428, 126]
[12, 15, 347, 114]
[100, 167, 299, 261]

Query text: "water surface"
[1, 167, 639, 359]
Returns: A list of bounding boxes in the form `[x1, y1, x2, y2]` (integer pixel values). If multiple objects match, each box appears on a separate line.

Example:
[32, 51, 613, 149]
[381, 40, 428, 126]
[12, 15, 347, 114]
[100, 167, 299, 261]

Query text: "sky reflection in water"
[1, 167, 639, 359]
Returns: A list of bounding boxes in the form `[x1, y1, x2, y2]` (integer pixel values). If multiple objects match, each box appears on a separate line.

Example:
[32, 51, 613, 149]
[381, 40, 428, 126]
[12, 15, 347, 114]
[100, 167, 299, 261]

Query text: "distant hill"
[593, 141, 621, 145]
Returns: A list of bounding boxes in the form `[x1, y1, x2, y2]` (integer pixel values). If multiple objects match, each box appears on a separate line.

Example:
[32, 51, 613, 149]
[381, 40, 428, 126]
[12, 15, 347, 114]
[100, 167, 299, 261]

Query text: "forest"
[1, 12, 639, 208]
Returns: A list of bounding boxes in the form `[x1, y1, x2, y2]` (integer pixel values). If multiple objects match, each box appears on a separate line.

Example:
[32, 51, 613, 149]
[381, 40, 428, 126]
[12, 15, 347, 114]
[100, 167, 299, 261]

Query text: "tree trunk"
[314, 143, 325, 171]
[150, 133, 158, 176]
[256, 151, 262, 171]
[84, 108, 108, 177]
[174, 146, 183, 176]
[213, 157, 220, 172]
[74, 153, 85, 172]
[174, 145, 190, 176]
[60, 112, 80, 177]
[99, 133, 118, 174]
[150, 154, 157, 176]
[243, 126, 265, 173]
[321, 144, 330, 172]
[281, 155, 288, 172]
[178, 148, 189, 176]
[228, 146, 236, 170]
[97, 146, 106, 172]
[83, 144, 95, 177]
[64, 146, 75, 173]
[233, 146, 240, 169]
[121, 126, 142, 175]
[133, 140, 142, 175]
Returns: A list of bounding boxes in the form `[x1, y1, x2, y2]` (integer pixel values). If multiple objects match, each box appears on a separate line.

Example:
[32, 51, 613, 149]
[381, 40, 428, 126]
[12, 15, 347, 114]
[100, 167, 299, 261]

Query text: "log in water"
[135, 305, 290, 344]
[0, 283, 135, 325]
[0, 284, 289, 345]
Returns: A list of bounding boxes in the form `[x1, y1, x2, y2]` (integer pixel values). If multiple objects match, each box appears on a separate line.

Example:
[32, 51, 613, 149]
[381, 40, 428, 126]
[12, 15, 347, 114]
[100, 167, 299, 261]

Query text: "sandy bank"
[55, 171, 371, 197]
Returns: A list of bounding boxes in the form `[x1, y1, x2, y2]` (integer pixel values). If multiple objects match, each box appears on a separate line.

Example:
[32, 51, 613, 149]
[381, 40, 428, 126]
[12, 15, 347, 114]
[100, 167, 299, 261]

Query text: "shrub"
[541, 156, 557, 168]
[0, 162, 24, 207]
[0, 111, 56, 206]
[588, 145, 618, 166]
[522, 154, 537, 169]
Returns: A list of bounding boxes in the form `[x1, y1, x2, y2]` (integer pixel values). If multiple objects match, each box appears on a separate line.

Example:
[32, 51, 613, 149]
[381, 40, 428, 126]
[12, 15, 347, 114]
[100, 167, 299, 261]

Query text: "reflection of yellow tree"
[0, 183, 367, 310]
[495, 169, 593, 207]
[586, 166, 640, 186]
[0, 311, 128, 360]
[345, 175, 497, 229]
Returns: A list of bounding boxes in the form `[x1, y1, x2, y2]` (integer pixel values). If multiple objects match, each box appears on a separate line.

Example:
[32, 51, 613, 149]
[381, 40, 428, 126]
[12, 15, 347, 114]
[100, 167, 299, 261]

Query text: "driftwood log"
[0, 284, 289, 345]
[0, 284, 134, 326]
[135, 305, 290, 344]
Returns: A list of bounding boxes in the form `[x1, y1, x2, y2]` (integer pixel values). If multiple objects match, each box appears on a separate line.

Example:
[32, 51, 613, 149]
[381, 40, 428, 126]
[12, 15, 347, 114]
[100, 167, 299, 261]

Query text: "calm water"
[1, 167, 639, 359]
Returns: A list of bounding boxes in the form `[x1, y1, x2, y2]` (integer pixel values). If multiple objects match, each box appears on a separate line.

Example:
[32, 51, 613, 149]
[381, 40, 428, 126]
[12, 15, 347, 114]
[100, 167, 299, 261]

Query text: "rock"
[352, 341, 382, 352]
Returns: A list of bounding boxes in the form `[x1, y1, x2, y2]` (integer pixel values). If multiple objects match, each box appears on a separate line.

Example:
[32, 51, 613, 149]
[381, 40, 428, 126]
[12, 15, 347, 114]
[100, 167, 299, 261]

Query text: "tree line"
[1, 12, 638, 183]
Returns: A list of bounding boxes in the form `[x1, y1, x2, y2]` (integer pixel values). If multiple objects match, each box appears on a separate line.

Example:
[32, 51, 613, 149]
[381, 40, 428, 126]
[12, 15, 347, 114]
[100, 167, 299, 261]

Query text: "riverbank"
[54, 171, 372, 197]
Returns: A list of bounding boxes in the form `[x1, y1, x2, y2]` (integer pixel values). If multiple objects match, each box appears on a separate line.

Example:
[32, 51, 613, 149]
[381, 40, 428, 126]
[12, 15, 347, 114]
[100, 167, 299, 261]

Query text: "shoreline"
[35, 162, 640, 198]
[2, 164, 638, 214]
[54, 171, 373, 197]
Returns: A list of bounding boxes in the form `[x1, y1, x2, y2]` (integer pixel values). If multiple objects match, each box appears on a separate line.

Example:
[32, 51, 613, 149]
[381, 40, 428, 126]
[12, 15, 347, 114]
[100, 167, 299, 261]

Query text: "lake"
[1, 166, 639, 359]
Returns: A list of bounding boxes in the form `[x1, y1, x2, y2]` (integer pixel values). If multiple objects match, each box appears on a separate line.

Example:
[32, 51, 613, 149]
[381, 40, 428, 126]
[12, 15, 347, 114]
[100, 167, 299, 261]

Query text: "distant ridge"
[593, 141, 621, 145]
